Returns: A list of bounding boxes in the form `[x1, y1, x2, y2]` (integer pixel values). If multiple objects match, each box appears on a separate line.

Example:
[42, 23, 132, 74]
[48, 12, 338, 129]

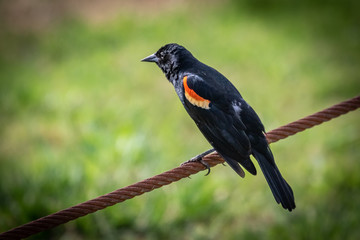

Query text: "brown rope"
[266, 95, 360, 143]
[1, 95, 359, 240]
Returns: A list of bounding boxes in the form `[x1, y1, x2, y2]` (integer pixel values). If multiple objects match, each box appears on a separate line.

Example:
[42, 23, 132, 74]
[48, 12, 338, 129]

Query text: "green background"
[0, 0, 359, 239]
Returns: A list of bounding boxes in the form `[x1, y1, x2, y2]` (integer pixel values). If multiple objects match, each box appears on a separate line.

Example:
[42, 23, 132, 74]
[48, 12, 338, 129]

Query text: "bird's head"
[142, 43, 195, 81]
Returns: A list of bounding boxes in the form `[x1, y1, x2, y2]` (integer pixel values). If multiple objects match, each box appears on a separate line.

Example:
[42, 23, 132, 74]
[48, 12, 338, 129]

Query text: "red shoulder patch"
[183, 76, 211, 109]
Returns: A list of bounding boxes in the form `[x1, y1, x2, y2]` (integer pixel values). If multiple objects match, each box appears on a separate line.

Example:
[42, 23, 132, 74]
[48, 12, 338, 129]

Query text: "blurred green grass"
[0, 0, 359, 239]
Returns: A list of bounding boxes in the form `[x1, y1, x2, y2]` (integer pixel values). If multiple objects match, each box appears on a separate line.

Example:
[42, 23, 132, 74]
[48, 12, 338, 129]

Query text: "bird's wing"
[182, 74, 257, 176]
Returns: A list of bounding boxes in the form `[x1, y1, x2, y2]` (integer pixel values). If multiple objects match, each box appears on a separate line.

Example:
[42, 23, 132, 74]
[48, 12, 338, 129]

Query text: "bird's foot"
[181, 149, 215, 176]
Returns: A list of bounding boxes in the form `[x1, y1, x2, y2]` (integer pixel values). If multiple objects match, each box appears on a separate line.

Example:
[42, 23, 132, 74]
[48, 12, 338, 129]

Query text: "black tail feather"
[222, 154, 246, 178]
[252, 149, 295, 211]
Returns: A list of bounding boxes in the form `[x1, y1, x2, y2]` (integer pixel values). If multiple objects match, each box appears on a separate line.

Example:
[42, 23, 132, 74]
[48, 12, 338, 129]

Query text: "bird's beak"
[141, 53, 158, 63]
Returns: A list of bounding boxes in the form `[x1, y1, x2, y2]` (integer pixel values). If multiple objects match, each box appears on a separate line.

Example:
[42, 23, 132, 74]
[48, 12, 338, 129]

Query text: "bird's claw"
[181, 149, 215, 176]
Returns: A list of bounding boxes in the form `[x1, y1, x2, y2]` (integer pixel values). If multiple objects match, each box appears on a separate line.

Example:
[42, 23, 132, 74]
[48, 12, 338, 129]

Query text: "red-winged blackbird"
[142, 43, 295, 211]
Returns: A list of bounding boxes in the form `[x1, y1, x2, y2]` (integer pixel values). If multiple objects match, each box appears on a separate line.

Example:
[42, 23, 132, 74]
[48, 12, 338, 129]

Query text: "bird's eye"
[158, 52, 168, 62]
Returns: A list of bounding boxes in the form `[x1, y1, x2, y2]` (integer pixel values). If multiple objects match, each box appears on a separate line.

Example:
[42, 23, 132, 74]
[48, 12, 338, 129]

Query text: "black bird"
[142, 43, 295, 211]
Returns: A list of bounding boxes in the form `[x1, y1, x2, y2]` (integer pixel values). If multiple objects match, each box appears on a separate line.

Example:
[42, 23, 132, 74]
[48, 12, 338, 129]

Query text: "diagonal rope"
[265, 95, 360, 144]
[0, 95, 359, 240]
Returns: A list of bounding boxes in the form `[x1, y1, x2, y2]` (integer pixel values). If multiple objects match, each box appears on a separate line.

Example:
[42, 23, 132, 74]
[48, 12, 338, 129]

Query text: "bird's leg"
[181, 148, 215, 176]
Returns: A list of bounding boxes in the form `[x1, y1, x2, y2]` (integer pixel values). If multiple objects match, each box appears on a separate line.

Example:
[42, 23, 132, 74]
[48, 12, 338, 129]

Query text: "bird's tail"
[252, 149, 295, 211]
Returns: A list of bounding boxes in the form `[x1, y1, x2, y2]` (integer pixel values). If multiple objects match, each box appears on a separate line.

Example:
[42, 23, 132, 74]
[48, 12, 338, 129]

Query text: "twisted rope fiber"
[1, 95, 359, 240]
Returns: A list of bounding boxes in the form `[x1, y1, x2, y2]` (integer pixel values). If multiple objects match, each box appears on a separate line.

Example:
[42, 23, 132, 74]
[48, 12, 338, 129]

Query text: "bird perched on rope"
[142, 43, 295, 211]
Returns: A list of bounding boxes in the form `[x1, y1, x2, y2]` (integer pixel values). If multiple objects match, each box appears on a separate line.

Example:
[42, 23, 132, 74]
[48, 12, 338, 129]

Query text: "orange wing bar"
[183, 76, 211, 109]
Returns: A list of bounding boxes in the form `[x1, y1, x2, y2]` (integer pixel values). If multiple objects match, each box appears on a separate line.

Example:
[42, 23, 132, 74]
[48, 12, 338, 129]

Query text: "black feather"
[252, 149, 295, 211]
